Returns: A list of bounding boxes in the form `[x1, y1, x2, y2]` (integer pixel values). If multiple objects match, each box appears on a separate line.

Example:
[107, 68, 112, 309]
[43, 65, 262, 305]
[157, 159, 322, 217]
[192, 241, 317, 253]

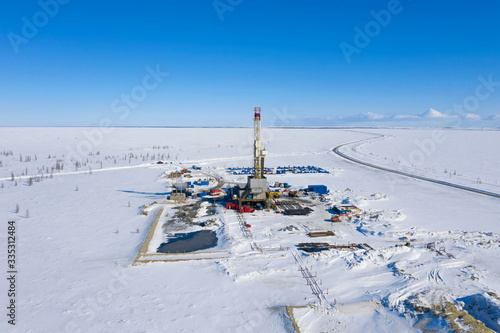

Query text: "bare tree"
[15, 204, 19, 213]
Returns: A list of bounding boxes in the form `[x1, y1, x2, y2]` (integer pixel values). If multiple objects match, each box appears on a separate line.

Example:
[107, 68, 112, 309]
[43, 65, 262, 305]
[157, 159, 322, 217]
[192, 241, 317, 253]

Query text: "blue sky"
[1, 1, 500, 127]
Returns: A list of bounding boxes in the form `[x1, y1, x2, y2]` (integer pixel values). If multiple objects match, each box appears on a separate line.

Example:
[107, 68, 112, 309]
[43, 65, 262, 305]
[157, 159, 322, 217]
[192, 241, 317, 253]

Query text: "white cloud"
[420, 108, 450, 119]
[393, 114, 420, 119]
[290, 108, 500, 127]
[464, 113, 481, 120]
[362, 112, 385, 120]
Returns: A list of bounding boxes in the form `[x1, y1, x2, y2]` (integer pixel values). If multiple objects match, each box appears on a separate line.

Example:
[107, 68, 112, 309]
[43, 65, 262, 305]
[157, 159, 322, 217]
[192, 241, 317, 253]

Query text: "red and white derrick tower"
[253, 107, 266, 179]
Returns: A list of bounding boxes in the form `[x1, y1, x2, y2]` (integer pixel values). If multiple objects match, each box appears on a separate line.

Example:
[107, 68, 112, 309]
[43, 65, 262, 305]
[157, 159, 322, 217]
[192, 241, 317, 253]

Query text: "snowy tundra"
[1, 127, 499, 332]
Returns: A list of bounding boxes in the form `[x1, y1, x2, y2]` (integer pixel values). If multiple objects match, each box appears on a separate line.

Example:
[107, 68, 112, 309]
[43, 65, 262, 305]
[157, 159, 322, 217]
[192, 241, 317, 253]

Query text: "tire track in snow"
[428, 268, 445, 285]
[332, 136, 500, 200]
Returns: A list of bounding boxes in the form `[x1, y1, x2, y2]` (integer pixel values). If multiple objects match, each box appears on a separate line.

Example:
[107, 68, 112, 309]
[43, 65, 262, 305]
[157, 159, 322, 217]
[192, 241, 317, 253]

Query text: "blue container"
[307, 185, 328, 195]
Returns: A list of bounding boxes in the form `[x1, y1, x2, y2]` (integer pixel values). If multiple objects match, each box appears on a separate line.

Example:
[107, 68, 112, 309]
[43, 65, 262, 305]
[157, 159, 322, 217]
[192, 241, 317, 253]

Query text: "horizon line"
[1, 125, 500, 131]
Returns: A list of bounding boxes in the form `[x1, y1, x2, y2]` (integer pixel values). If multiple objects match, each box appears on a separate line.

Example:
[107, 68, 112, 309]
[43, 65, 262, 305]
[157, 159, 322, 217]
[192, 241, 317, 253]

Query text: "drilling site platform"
[235, 107, 269, 208]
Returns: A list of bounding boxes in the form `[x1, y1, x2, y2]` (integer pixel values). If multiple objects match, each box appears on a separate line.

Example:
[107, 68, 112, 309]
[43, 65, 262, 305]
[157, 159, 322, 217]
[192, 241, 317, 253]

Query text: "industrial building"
[170, 190, 187, 202]
[307, 185, 328, 195]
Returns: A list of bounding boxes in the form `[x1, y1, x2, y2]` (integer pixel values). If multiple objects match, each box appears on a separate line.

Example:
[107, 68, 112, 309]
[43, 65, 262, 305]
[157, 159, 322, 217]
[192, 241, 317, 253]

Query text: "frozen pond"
[157, 230, 218, 253]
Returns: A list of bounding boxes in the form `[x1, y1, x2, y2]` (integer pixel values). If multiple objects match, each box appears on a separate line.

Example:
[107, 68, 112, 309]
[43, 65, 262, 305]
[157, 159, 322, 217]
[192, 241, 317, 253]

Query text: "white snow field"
[1, 127, 500, 333]
[339, 128, 500, 194]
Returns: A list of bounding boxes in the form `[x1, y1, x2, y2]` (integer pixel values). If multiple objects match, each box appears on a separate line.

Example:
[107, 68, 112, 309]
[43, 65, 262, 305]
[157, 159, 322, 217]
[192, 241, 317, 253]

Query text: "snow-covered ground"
[1, 127, 499, 332]
[339, 128, 500, 194]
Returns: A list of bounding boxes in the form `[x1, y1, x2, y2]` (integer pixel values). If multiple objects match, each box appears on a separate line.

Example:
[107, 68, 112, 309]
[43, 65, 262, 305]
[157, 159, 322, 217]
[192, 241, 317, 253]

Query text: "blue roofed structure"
[307, 185, 328, 195]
